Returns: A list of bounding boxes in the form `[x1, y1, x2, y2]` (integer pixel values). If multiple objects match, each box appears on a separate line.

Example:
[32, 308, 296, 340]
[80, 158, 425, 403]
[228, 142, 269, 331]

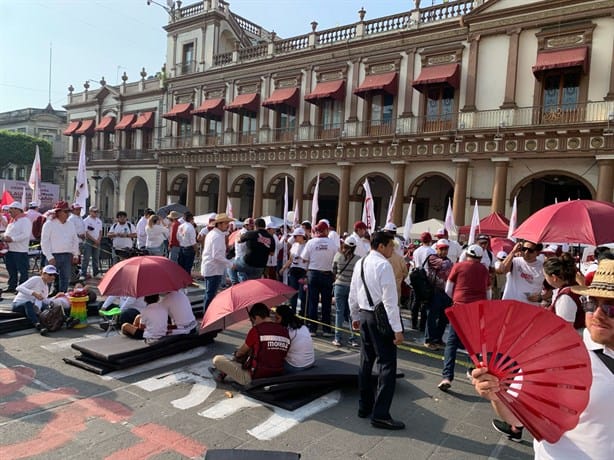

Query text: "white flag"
[311, 173, 320, 227]
[361, 178, 376, 233]
[28, 145, 41, 206]
[385, 183, 399, 225]
[467, 200, 480, 246]
[403, 197, 414, 242]
[282, 176, 289, 284]
[21, 185, 27, 211]
[507, 195, 518, 241]
[74, 139, 89, 216]
[292, 199, 300, 228]
[444, 198, 456, 234]
[226, 197, 234, 218]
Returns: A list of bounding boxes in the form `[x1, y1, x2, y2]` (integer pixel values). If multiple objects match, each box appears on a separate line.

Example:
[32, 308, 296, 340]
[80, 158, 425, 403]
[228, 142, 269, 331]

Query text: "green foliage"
[0, 131, 54, 180]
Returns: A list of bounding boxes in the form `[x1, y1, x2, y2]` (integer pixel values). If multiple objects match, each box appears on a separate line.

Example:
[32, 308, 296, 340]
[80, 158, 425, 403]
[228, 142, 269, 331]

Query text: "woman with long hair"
[332, 235, 361, 347]
[279, 227, 308, 312]
[145, 215, 169, 256]
[274, 304, 315, 372]
[543, 252, 584, 331]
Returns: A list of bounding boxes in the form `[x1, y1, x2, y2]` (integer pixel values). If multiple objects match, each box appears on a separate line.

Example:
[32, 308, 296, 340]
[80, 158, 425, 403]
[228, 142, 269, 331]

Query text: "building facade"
[63, 0, 614, 231]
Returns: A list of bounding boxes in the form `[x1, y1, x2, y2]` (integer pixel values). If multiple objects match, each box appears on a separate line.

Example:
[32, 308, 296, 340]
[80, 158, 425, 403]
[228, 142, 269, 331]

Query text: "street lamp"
[146, 0, 179, 21]
[91, 175, 102, 211]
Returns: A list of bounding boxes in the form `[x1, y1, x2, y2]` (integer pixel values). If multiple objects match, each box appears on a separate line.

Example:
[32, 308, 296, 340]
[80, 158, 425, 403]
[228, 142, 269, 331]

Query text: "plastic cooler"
[68, 295, 89, 328]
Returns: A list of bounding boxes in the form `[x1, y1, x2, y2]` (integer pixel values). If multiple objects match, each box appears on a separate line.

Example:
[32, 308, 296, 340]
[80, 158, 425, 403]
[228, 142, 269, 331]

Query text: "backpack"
[408, 257, 434, 301]
[32, 215, 46, 240]
[38, 302, 65, 332]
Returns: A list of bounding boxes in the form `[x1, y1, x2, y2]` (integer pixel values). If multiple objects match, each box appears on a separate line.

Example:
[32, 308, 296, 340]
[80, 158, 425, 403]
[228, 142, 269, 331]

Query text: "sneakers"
[492, 419, 523, 442]
[208, 366, 226, 383]
[348, 338, 360, 348]
[65, 317, 80, 329]
[332, 339, 342, 347]
[438, 379, 452, 392]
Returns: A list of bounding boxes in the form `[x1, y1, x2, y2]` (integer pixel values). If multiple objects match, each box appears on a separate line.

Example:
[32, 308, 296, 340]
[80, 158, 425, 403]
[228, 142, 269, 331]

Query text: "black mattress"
[204, 449, 300, 460]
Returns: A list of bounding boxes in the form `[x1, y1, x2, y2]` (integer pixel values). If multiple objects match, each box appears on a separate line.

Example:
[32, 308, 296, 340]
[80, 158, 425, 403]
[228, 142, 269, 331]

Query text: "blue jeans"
[425, 289, 450, 344]
[5, 251, 29, 290]
[442, 324, 467, 381]
[12, 300, 42, 326]
[169, 246, 180, 263]
[307, 270, 334, 333]
[53, 252, 73, 293]
[233, 257, 264, 282]
[147, 243, 165, 256]
[178, 246, 195, 275]
[203, 275, 223, 310]
[333, 284, 352, 342]
[81, 240, 100, 277]
[287, 267, 307, 313]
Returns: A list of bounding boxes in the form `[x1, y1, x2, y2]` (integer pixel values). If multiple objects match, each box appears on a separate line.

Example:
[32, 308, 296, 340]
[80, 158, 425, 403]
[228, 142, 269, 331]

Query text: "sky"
[0, 0, 449, 113]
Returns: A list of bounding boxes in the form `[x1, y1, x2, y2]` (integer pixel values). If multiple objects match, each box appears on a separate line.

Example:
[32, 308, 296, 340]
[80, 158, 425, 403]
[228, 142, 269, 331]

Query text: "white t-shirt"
[501, 257, 544, 306]
[110, 221, 135, 249]
[302, 236, 337, 271]
[413, 245, 436, 269]
[160, 290, 197, 334]
[533, 331, 613, 460]
[140, 302, 169, 340]
[289, 242, 308, 270]
[285, 325, 315, 368]
[551, 288, 579, 324]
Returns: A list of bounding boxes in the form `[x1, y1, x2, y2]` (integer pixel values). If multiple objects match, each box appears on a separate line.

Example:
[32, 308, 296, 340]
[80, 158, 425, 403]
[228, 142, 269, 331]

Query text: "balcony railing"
[151, 100, 613, 151]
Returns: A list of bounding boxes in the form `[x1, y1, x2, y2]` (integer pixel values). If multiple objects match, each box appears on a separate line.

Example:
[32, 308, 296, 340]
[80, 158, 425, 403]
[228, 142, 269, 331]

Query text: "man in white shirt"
[12, 264, 58, 333]
[349, 231, 405, 430]
[67, 203, 86, 243]
[80, 206, 103, 280]
[201, 213, 233, 310]
[40, 201, 80, 293]
[159, 290, 197, 335]
[497, 240, 545, 305]
[107, 211, 137, 263]
[2, 202, 33, 292]
[350, 221, 371, 258]
[136, 208, 155, 250]
[433, 228, 462, 263]
[413, 232, 436, 269]
[177, 212, 198, 275]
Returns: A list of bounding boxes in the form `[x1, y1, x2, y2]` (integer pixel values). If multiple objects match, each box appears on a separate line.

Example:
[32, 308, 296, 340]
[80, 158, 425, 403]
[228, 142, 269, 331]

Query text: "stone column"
[158, 167, 168, 209]
[491, 158, 510, 214]
[301, 67, 313, 128]
[252, 165, 265, 218]
[596, 155, 614, 201]
[402, 50, 416, 117]
[452, 159, 470, 226]
[391, 161, 407, 224]
[462, 34, 480, 111]
[348, 59, 361, 122]
[216, 165, 229, 213]
[337, 162, 353, 233]
[186, 166, 197, 213]
[292, 164, 305, 222]
[501, 29, 521, 108]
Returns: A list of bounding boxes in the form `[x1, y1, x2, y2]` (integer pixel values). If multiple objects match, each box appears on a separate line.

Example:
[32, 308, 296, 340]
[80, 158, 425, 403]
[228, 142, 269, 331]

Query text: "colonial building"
[63, 0, 614, 231]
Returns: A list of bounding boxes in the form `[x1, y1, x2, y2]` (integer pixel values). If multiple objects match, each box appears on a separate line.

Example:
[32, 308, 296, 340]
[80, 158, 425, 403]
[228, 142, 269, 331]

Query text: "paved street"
[0, 274, 534, 460]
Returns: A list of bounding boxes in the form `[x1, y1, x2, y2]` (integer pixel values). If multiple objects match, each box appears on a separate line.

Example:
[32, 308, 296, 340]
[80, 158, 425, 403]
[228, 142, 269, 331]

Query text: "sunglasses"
[521, 247, 536, 253]
[582, 298, 614, 318]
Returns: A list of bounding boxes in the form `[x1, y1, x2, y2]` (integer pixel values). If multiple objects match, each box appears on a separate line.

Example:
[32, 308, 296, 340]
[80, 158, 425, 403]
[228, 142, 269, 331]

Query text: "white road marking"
[41, 335, 103, 353]
[171, 378, 217, 409]
[198, 394, 261, 419]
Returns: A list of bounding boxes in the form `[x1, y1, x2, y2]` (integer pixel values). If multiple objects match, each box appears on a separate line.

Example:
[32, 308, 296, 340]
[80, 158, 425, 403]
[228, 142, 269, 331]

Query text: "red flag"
[0, 190, 15, 207]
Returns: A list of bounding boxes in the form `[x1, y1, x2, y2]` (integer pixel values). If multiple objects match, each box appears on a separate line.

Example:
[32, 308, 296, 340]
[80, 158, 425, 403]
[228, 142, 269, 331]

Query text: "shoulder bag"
[360, 259, 394, 339]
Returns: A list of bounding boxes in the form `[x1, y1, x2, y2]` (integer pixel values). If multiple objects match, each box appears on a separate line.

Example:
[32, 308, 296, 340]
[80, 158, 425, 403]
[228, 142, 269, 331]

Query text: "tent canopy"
[458, 212, 510, 239]
[398, 218, 458, 241]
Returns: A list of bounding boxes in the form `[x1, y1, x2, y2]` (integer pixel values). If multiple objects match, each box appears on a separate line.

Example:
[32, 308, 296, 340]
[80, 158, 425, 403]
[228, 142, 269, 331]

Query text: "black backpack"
[409, 257, 435, 301]
[38, 303, 65, 332]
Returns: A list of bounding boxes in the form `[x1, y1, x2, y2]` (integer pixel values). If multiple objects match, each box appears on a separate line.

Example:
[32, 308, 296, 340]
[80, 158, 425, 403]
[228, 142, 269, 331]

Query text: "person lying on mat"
[209, 303, 290, 386]
[159, 289, 198, 335]
[121, 294, 170, 344]
[274, 304, 315, 373]
[471, 258, 614, 459]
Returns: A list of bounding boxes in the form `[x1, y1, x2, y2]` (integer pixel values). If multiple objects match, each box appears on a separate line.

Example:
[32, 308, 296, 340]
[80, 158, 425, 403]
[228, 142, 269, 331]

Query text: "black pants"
[358, 309, 397, 420]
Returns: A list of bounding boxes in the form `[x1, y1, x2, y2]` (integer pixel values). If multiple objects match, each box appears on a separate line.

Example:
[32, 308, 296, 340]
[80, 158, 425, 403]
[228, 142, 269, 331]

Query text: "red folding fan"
[446, 300, 592, 444]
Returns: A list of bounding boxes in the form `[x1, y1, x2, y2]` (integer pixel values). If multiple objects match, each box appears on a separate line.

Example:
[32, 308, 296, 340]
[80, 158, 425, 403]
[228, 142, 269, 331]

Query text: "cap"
[42, 265, 59, 275]
[383, 222, 397, 233]
[8, 201, 23, 210]
[354, 221, 367, 231]
[344, 235, 357, 247]
[435, 228, 448, 237]
[435, 238, 450, 249]
[89, 206, 98, 212]
[496, 250, 508, 259]
[314, 221, 329, 234]
[291, 228, 306, 237]
[318, 219, 330, 226]
[244, 217, 255, 226]
[420, 232, 432, 244]
[477, 233, 490, 242]
[543, 244, 558, 253]
[29, 201, 39, 208]
[466, 244, 484, 259]
[71, 202, 82, 209]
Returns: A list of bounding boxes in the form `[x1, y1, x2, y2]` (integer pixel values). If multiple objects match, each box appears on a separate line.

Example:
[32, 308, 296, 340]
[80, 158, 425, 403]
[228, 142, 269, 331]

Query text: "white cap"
[435, 238, 450, 249]
[8, 201, 23, 210]
[344, 235, 357, 247]
[496, 250, 508, 259]
[291, 227, 305, 237]
[466, 244, 484, 259]
[435, 227, 447, 237]
[29, 201, 39, 208]
[383, 222, 397, 233]
[544, 244, 558, 253]
[42, 264, 59, 275]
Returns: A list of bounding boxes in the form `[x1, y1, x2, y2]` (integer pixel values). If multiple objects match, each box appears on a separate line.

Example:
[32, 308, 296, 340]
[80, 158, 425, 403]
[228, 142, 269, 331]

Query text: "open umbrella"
[490, 237, 515, 256]
[446, 299, 591, 443]
[228, 229, 242, 246]
[200, 279, 296, 333]
[157, 202, 190, 218]
[512, 200, 614, 246]
[98, 256, 194, 297]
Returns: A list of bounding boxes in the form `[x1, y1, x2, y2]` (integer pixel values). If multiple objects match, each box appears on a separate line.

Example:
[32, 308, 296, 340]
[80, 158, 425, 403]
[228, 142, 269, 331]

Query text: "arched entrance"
[169, 174, 188, 206]
[231, 175, 254, 219]
[99, 177, 115, 220]
[408, 174, 454, 222]
[354, 174, 394, 229]
[308, 174, 340, 227]
[512, 172, 594, 221]
[266, 174, 294, 218]
[126, 177, 149, 219]
[199, 174, 219, 213]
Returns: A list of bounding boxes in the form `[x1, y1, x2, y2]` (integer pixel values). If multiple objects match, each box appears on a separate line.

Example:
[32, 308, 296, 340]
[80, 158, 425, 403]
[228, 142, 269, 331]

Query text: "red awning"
[132, 111, 155, 129]
[115, 114, 137, 131]
[262, 88, 300, 109]
[95, 116, 116, 132]
[63, 120, 81, 136]
[75, 119, 95, 136]
[224, 93, 260, 114]
[354, 72, 398, 98]
[532, 47, 588, 75]
[412, 63, 460, 92]
[162, 103, 193, 121]
[304, 80, 345, 104]
[192, 98, 225, 118]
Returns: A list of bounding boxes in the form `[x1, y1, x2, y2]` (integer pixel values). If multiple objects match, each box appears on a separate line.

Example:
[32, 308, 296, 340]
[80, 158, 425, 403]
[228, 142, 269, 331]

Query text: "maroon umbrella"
[512, 200, 614, 245]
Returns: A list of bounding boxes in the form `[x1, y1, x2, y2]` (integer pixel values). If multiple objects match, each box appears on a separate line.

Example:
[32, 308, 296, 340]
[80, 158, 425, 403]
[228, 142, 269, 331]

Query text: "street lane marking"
[171, 379, 217, 410]
[198, 394, 261, 418]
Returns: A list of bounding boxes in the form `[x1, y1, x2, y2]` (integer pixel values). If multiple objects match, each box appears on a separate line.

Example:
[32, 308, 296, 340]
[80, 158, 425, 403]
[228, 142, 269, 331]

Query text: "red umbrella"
[446, 300, 591, 443]
[228, 229, 242, 246]
[201, 279, 296, 333]
[98, 256, 194, 297]
[512, 200, 614, 245]
[490, 237, 515, 256]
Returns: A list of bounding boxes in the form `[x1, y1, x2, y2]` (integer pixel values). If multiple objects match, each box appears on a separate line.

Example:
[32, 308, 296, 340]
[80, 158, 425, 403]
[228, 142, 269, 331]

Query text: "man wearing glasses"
[472, 259, 613, 458]
[497, 240, 545, 305]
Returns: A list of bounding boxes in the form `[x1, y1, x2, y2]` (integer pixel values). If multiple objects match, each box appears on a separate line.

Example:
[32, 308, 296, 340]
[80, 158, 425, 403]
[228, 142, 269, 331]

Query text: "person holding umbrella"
[497, 240, 545, 306]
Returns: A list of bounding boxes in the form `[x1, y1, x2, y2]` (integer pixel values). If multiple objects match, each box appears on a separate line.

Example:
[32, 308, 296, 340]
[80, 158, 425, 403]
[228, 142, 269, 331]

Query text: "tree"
[0, 130, 54, 181]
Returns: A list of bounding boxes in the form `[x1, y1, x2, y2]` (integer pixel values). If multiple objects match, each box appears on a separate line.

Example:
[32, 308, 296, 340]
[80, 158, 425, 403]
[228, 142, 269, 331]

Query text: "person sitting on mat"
[100, 295, 147, 330]
[209, 303, 290, 386]
[121, 294, 170, 344]
[274, 304, 315, 373]
[159, 289, 198, 335]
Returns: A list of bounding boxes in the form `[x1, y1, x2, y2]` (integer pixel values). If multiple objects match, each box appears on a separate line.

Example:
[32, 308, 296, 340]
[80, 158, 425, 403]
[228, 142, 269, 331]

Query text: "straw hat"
[572, 259, 614, 299]
[167, 211, 182, 220]
[212, 212, 233, 225]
